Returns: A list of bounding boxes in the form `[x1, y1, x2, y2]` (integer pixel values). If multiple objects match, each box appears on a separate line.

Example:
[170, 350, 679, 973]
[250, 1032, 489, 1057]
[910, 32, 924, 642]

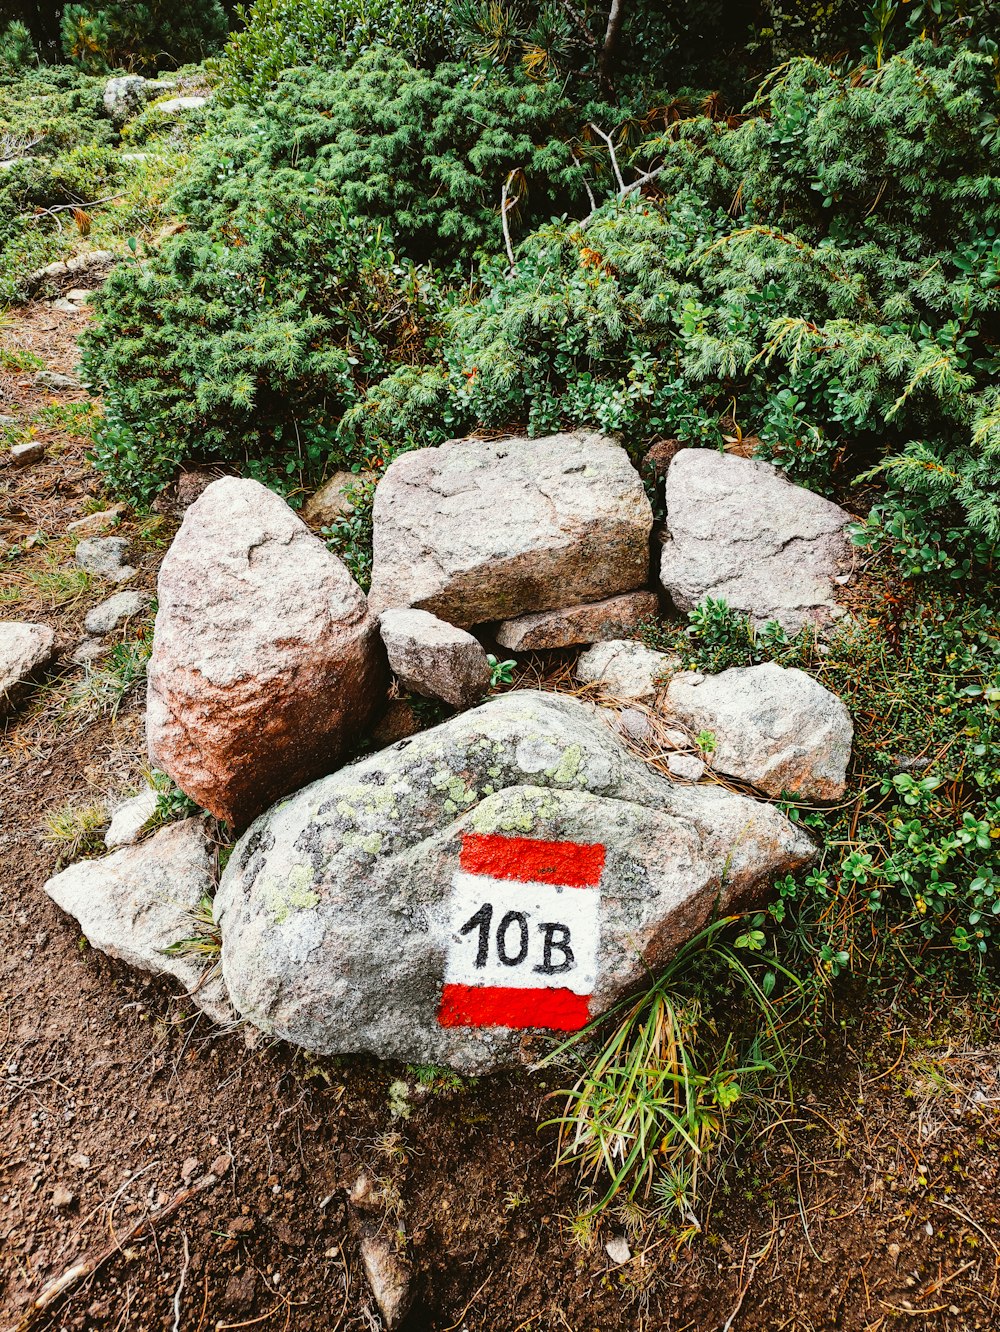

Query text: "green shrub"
[177, 52, 595, 265]
[83, 185, 433, 502]
[216, 0, 457, 101]
[0, 20, 34, 72]
[61, 0, 228, 73]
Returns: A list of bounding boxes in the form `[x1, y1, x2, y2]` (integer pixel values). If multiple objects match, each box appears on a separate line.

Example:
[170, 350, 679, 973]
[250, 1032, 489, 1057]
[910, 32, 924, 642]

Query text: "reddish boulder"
[147, 478, 387, 827]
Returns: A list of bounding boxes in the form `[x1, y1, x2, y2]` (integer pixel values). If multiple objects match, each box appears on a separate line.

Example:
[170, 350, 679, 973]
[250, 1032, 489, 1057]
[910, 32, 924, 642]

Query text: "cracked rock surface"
[215, 690, 815, 1072]
[367, 432, 653, 625]
[659, 449, 853, 632]
[146, 477, 387, 828]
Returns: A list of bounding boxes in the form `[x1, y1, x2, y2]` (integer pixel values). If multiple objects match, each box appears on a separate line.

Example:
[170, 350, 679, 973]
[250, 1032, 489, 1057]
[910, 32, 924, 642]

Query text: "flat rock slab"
[659, 450, 853, 632]
[575, 638, 676, 704]
[380, 608, 490, 709]
[147, 477, 387, 828]
[43, 819, 233, 1025]
[84, 590, 149, 636]
[496, 590, 659, 651]
[11, 442, 45, 467]
[367, 433, 653, 626]
[214, 690, 814, 1072]
[0, 621, 55, 715]
[665, 662, 853, 801]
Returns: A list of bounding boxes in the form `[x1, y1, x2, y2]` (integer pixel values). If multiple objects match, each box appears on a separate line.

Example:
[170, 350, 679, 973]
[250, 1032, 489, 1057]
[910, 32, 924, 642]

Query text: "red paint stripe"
[438, 983, 591, 1031]
[459, 833, 605, 888]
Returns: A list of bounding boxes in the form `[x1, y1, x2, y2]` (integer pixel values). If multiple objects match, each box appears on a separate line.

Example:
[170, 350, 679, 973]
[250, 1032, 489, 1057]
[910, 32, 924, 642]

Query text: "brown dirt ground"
[2, 303, 1000, 1332]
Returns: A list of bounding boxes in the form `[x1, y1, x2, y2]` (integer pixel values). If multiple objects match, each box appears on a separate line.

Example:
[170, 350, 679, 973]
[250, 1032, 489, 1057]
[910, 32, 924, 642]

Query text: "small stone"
[301, 469, 375, 528]
[379, 608, 490, 710]
[84, 590, 149, 636]
[223, 1269, 257, 1313]
[104, 788, 159, 849]
[369, 699, 422, 747]
[614, 708, 655, 745]
[70, 637, 107, 667]
[68, 1153, 91, 1169]
[663, 727, 689, 748]
[51, 1185, 75, 1210]
[103, 75, 149, 123]
[666, 753, 705, 782]
[359, 1237, 414, 1331]
[35, 370, 79, 391]
[10, 441, 45, 467]
[605, 1234, 631, 1265]
[227, 1216, 254, 1234]
[575, 638, 676, 703]
[75, 536, 136, 582]
[211, 1153, 233, 1178]
[68, 506, 124, 538]
[51, 299, 81, 314]
[496, 590, 660, 651]
[0, 621, 55, 715]
[180, 1157, 199, 1182]
[65, 289, 93, 303]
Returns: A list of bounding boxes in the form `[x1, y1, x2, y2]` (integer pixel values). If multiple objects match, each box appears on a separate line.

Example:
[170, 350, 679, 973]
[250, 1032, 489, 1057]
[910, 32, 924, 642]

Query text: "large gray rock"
[379, 608, 490, 709]
[147, 478, 387, 829]
[575, 638, 676, 703]
[659, 450, 853, 632]
[496, 590, 659, 651]
[43, 819, 233, 1025]
[665, 663, 853, 801]
[367, 433, 652, 626]
[214, 691, 815, 1072]
[0, 621, 55, 715]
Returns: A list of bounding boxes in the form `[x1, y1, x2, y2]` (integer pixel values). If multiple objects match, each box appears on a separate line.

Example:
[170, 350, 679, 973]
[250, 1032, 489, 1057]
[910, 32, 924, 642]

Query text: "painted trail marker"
[438, 832, 605, 1031]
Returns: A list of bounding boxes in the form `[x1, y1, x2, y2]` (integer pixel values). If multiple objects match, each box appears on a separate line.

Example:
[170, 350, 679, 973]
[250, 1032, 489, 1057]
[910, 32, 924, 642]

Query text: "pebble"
[605, 1234, 631, 1264]
[68, 506, 125, 538]
[70, 637, 107, 666]
[75, 535, 136, 582]
[10, 441, 45, 467]
[666, 752, 706, 782]
[104, 788, 158, 849]
[51, 1185, 74, 1209]
[85, 590, 148, 636]
[614, 707, 655, 745]
[35, 371, 79, 390]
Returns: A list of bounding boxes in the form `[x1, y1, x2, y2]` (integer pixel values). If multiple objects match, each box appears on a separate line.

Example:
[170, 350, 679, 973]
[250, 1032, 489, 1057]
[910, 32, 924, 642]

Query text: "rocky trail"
[2, 301, 1000, 1332]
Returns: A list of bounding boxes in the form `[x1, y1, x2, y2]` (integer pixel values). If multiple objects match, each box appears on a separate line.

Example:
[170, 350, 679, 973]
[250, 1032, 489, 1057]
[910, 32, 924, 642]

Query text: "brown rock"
[369, 699, 422, 747]
[146, 477, 387, 827]
[301, 469, 374, 528]
[496, 590, 659, 651]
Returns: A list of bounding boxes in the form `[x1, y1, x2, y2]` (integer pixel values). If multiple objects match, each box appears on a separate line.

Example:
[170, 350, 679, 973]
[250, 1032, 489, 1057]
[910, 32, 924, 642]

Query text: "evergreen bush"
[61, 0, 228, 73]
